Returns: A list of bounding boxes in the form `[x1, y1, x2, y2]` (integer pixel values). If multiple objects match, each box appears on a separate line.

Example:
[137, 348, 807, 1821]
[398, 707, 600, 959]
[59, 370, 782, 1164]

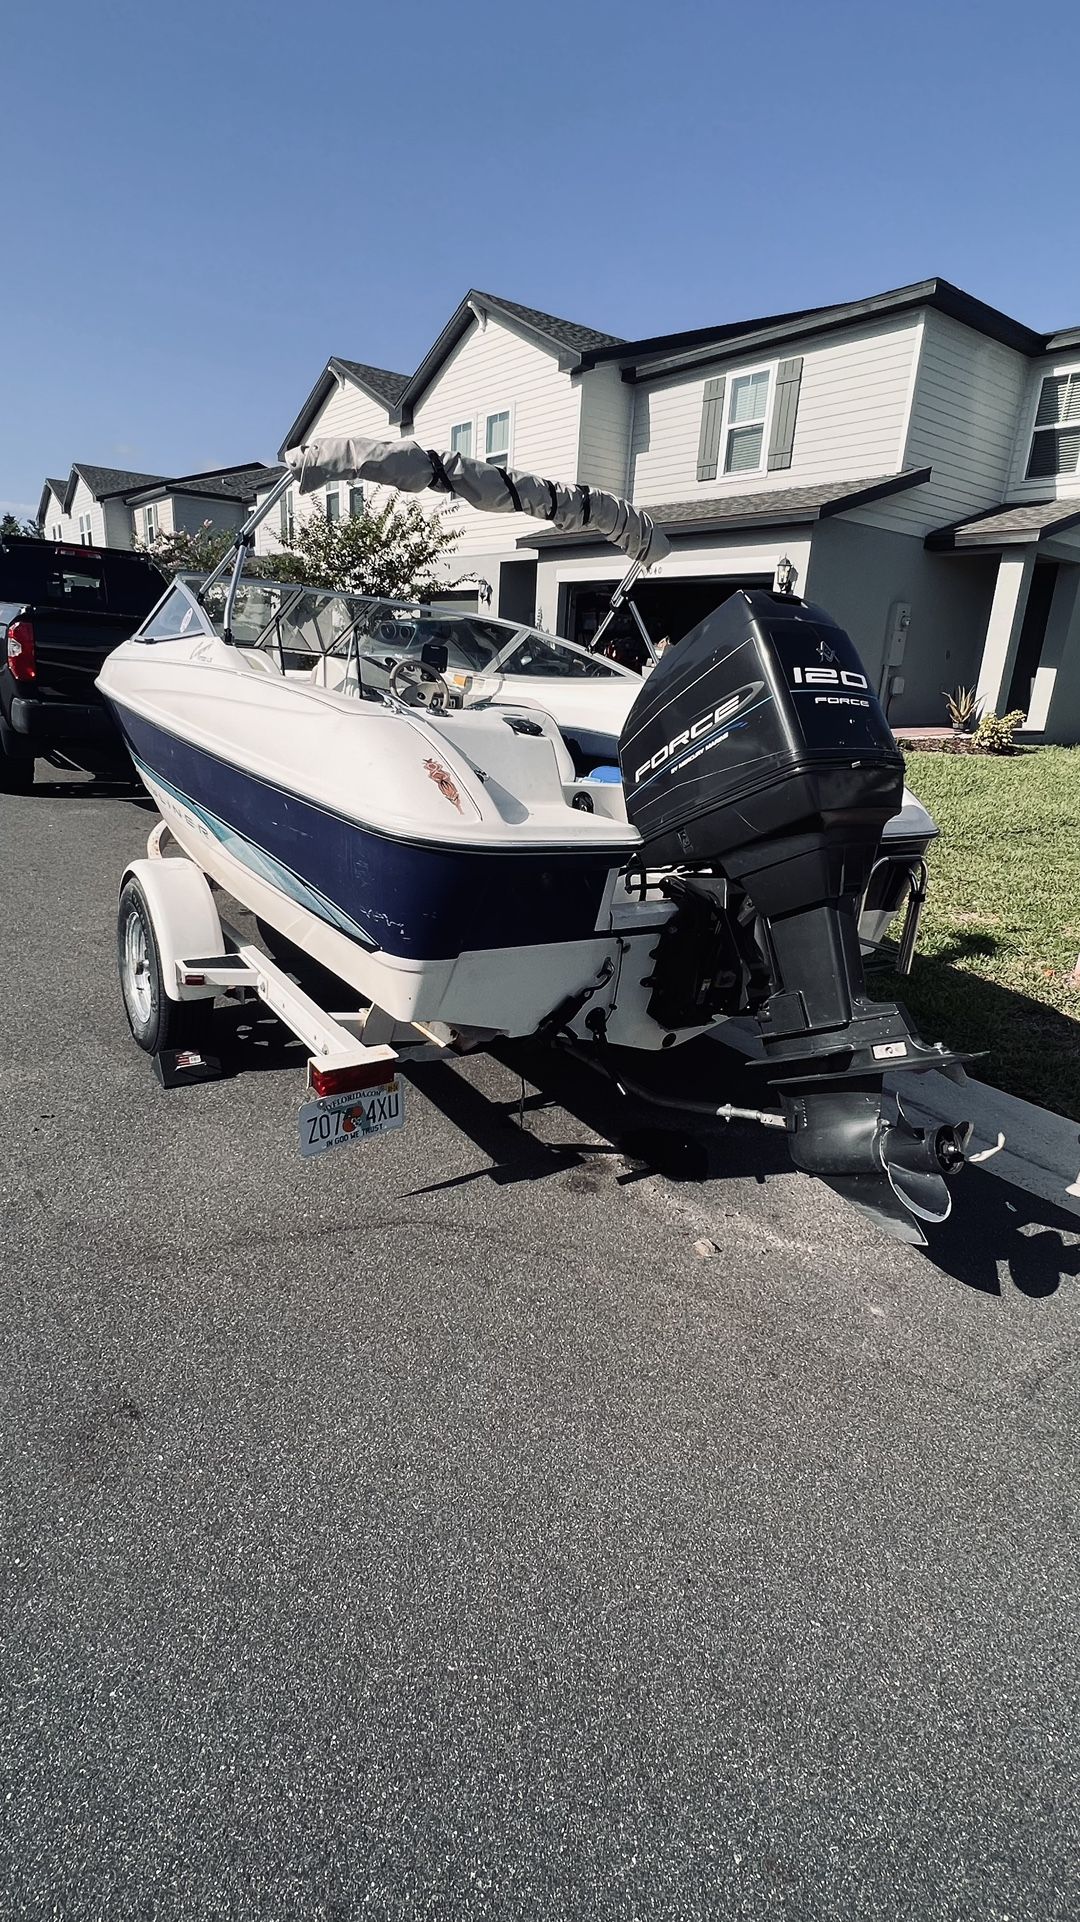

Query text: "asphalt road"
[1, 764, 1078, 1921]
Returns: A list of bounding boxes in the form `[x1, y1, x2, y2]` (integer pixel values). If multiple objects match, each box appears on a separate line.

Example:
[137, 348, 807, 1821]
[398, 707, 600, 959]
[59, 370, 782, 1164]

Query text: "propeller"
[875, 1102, 973, 1230]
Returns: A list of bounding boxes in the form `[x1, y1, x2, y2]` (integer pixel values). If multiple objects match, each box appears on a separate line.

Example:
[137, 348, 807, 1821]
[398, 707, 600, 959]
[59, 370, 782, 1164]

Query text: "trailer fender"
[118, 857, 224, 1002]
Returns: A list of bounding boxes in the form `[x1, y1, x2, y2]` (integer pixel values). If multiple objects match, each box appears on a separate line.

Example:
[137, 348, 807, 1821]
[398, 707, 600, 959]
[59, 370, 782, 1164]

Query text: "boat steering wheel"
[388, 656, 451, 711]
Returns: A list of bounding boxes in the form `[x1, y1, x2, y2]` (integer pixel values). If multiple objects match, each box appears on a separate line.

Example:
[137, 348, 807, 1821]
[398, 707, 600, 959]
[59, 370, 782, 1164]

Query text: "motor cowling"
[618, 590, 969, 1241]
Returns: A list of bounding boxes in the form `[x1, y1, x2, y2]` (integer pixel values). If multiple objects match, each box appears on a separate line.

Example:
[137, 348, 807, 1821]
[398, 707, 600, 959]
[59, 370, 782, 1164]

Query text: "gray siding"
[852, 310, 1028, 537]
[804, 517, 998, 728]
[630, 317, 919, 504]
[170, 495, 248, 537]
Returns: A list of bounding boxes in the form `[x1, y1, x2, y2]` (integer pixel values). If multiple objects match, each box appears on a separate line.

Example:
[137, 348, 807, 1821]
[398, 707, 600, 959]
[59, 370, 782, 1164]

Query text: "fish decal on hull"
[424, 758, 464, 813]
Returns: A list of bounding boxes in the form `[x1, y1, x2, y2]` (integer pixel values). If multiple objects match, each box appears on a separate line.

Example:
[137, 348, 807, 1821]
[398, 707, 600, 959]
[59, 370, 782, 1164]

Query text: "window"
[724, 370, 771, 474]
[51, 523, 60, 539]
[78, 513, 92, 545]
[325, 486, 341, 522]
[143, 504, 157, 542]
[279, 489, 294, 542]
[1027, 371, 1080, 479]
[349, 484, 365, 518]
[450, 421, 473, 459]
[485, 410, 510, 466]
[47, 563, 106, 610]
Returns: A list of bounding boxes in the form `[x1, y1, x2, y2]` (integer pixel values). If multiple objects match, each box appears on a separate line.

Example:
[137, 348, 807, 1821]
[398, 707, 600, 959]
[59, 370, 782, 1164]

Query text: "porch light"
[774, 555, 796, 596]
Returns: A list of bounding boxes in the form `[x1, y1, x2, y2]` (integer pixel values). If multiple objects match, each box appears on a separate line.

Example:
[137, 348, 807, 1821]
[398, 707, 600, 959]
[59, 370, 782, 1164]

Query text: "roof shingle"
[333, 359, 411, 408]
[72, 462, 168, 502]
[126, 463, 283, 504]
[517, 472, 931, 547]
[929, 498, 1080, 546]
[473, 292, 623, 356]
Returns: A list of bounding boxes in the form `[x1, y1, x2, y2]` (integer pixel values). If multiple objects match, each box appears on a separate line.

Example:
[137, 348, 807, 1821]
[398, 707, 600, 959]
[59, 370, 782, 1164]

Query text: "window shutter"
[767, 356, 803, 471]
[696, 376, 726, 481]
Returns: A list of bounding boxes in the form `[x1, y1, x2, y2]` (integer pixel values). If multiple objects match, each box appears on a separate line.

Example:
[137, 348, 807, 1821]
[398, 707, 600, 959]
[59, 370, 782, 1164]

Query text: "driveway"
[1, 767, 1077, 1920]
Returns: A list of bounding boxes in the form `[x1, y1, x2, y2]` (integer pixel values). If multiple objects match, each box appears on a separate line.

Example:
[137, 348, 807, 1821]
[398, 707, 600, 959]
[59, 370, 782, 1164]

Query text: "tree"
[135, 520, 240, 578]
[260, 493, 466, 600]
[1, 513, 43, 540]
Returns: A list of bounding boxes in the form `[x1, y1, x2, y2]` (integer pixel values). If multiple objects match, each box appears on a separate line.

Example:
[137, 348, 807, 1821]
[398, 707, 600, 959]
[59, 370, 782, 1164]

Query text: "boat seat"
[234, 646, 284, 677]
[559, 727, 622, 779]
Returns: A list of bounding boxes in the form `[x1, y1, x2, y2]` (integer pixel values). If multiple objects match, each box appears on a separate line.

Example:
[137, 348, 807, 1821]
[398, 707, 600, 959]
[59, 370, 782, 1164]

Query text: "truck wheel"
[0, 721, 34, 793]
[118, 879, 212, 1055]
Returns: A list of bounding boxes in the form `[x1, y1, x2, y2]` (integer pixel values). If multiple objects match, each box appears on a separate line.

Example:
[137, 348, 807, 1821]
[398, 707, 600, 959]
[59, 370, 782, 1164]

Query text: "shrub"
[972, 709, 1026, 754]
[942, 684, 981, 730]
[261, 493, 465, 599]
[136, 520, 239, 578]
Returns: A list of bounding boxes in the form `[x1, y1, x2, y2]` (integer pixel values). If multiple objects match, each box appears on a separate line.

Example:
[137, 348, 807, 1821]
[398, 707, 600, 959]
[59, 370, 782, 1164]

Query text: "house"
[38, 465, 169, 548]
[266, 294, 622, 621]
[527, 279, 1080, 741]
[38, 461, 284, 551]
[272, 276, 1080, 741]
[252, 359, 410, 557]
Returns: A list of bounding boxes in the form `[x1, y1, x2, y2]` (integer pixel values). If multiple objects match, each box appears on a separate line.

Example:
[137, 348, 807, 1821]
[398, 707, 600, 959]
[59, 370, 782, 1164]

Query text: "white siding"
[42, 488, 66, 539]
[130, 500, 168, 545]
[65, 475, 109, 547]
[852, 309, 1029, 536]
[575, 362, 632, 493]
[534, 532, 813, 632]
[257, 371, 397, 555]
[1004, 350, 1080, 501]
[629, 317, 920, 505]
[406, 313, 581, 563]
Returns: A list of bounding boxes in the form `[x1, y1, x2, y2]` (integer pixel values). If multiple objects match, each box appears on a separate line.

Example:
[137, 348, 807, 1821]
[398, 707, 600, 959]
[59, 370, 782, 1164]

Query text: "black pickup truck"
[0, 536, 166, 790]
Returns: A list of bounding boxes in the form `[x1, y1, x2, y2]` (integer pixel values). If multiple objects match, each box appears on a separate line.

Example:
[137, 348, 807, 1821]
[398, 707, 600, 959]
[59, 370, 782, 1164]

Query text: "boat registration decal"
[423, 757, 463, 813]
[298, 1081, 405, 1157]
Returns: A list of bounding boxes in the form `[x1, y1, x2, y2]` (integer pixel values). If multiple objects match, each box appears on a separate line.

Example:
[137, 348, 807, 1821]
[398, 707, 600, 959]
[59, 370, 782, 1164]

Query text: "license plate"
[298, 1079, 405, 1157]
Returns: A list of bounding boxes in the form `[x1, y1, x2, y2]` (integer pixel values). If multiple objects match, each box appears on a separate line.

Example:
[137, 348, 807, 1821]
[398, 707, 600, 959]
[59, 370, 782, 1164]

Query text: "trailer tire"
[118, 879, 212, 1055]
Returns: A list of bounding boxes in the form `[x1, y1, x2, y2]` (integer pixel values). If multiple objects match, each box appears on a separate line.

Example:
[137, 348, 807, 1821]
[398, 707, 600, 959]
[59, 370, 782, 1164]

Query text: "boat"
[98, 435, 971, 1242]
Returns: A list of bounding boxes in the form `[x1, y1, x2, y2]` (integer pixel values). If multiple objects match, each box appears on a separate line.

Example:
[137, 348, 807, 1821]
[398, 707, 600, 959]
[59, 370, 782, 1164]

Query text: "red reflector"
[6, 619, 35, 682]
[181, 972, 206, 986]
[309, 1060, 395, 1098]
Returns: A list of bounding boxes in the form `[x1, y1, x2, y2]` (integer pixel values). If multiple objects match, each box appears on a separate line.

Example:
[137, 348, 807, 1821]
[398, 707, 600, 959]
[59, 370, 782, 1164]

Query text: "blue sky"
[4, 0, 1079, 515]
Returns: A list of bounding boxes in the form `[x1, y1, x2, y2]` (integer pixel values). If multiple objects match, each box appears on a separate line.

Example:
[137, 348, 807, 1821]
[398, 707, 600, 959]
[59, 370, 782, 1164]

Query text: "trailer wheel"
[118, 879, 211, 1054]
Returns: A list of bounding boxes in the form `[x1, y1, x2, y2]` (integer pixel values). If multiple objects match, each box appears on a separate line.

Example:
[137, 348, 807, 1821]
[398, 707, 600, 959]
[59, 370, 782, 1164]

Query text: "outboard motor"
[618, 589, 970, 1243]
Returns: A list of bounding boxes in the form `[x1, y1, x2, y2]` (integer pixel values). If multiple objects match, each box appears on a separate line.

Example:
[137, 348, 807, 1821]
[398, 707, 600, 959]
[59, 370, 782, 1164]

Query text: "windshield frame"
[177, 575, 637, 685]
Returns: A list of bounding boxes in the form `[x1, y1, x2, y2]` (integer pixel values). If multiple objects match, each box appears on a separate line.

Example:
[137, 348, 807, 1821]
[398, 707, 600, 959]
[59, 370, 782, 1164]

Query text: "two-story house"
[270, 277, 1080, 741]
[262, 295, 623, 622]
[38, 462, 284, 550]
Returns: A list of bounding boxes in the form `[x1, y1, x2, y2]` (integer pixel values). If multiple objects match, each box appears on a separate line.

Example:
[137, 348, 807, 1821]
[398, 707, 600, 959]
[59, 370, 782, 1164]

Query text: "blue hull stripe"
[132, 755, 380, 950]
[112, 703, 625, 962]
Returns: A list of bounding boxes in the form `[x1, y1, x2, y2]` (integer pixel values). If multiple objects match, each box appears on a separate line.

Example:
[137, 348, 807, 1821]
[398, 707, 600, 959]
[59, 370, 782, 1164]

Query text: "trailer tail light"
[6, 620, 35, 682]
[308, 1059, 395, 1098]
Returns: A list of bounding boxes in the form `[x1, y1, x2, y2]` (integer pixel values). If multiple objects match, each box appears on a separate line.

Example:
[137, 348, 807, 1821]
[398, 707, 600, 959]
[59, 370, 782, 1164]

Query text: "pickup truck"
[0, 535, 166, 790]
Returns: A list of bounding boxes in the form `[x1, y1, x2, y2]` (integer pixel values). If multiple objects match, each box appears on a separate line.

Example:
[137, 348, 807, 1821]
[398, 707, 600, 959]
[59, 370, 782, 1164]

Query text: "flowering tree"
[260, 493, 467, 599]
[135, 520, 239, 577]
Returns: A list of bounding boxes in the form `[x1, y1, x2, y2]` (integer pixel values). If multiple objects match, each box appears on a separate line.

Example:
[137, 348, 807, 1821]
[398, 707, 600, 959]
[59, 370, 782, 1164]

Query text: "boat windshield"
[188, 576, 632, 684]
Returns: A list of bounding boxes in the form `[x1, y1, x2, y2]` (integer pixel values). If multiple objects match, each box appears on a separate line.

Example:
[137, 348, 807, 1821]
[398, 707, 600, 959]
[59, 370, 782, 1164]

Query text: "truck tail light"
[6, 620, 35, 682]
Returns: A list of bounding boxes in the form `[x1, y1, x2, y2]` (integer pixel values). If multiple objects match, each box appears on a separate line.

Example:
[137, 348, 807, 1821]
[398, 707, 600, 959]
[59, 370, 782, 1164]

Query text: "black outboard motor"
[618, 589, 970, 1242]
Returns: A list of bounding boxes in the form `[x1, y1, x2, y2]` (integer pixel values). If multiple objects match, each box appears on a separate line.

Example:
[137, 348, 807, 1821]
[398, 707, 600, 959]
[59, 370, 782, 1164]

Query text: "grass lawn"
[870, 747, 1080, 1122]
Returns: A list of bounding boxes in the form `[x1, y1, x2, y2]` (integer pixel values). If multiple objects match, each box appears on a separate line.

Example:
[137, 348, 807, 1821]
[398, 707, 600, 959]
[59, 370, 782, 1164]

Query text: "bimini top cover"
[287, 436, 671, 567]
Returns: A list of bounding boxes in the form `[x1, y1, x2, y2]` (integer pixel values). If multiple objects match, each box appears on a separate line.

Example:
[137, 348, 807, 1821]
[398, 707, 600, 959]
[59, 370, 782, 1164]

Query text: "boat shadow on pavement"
[405, 1034, 1080, 1303]
[205, 934, 1080, 1305]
